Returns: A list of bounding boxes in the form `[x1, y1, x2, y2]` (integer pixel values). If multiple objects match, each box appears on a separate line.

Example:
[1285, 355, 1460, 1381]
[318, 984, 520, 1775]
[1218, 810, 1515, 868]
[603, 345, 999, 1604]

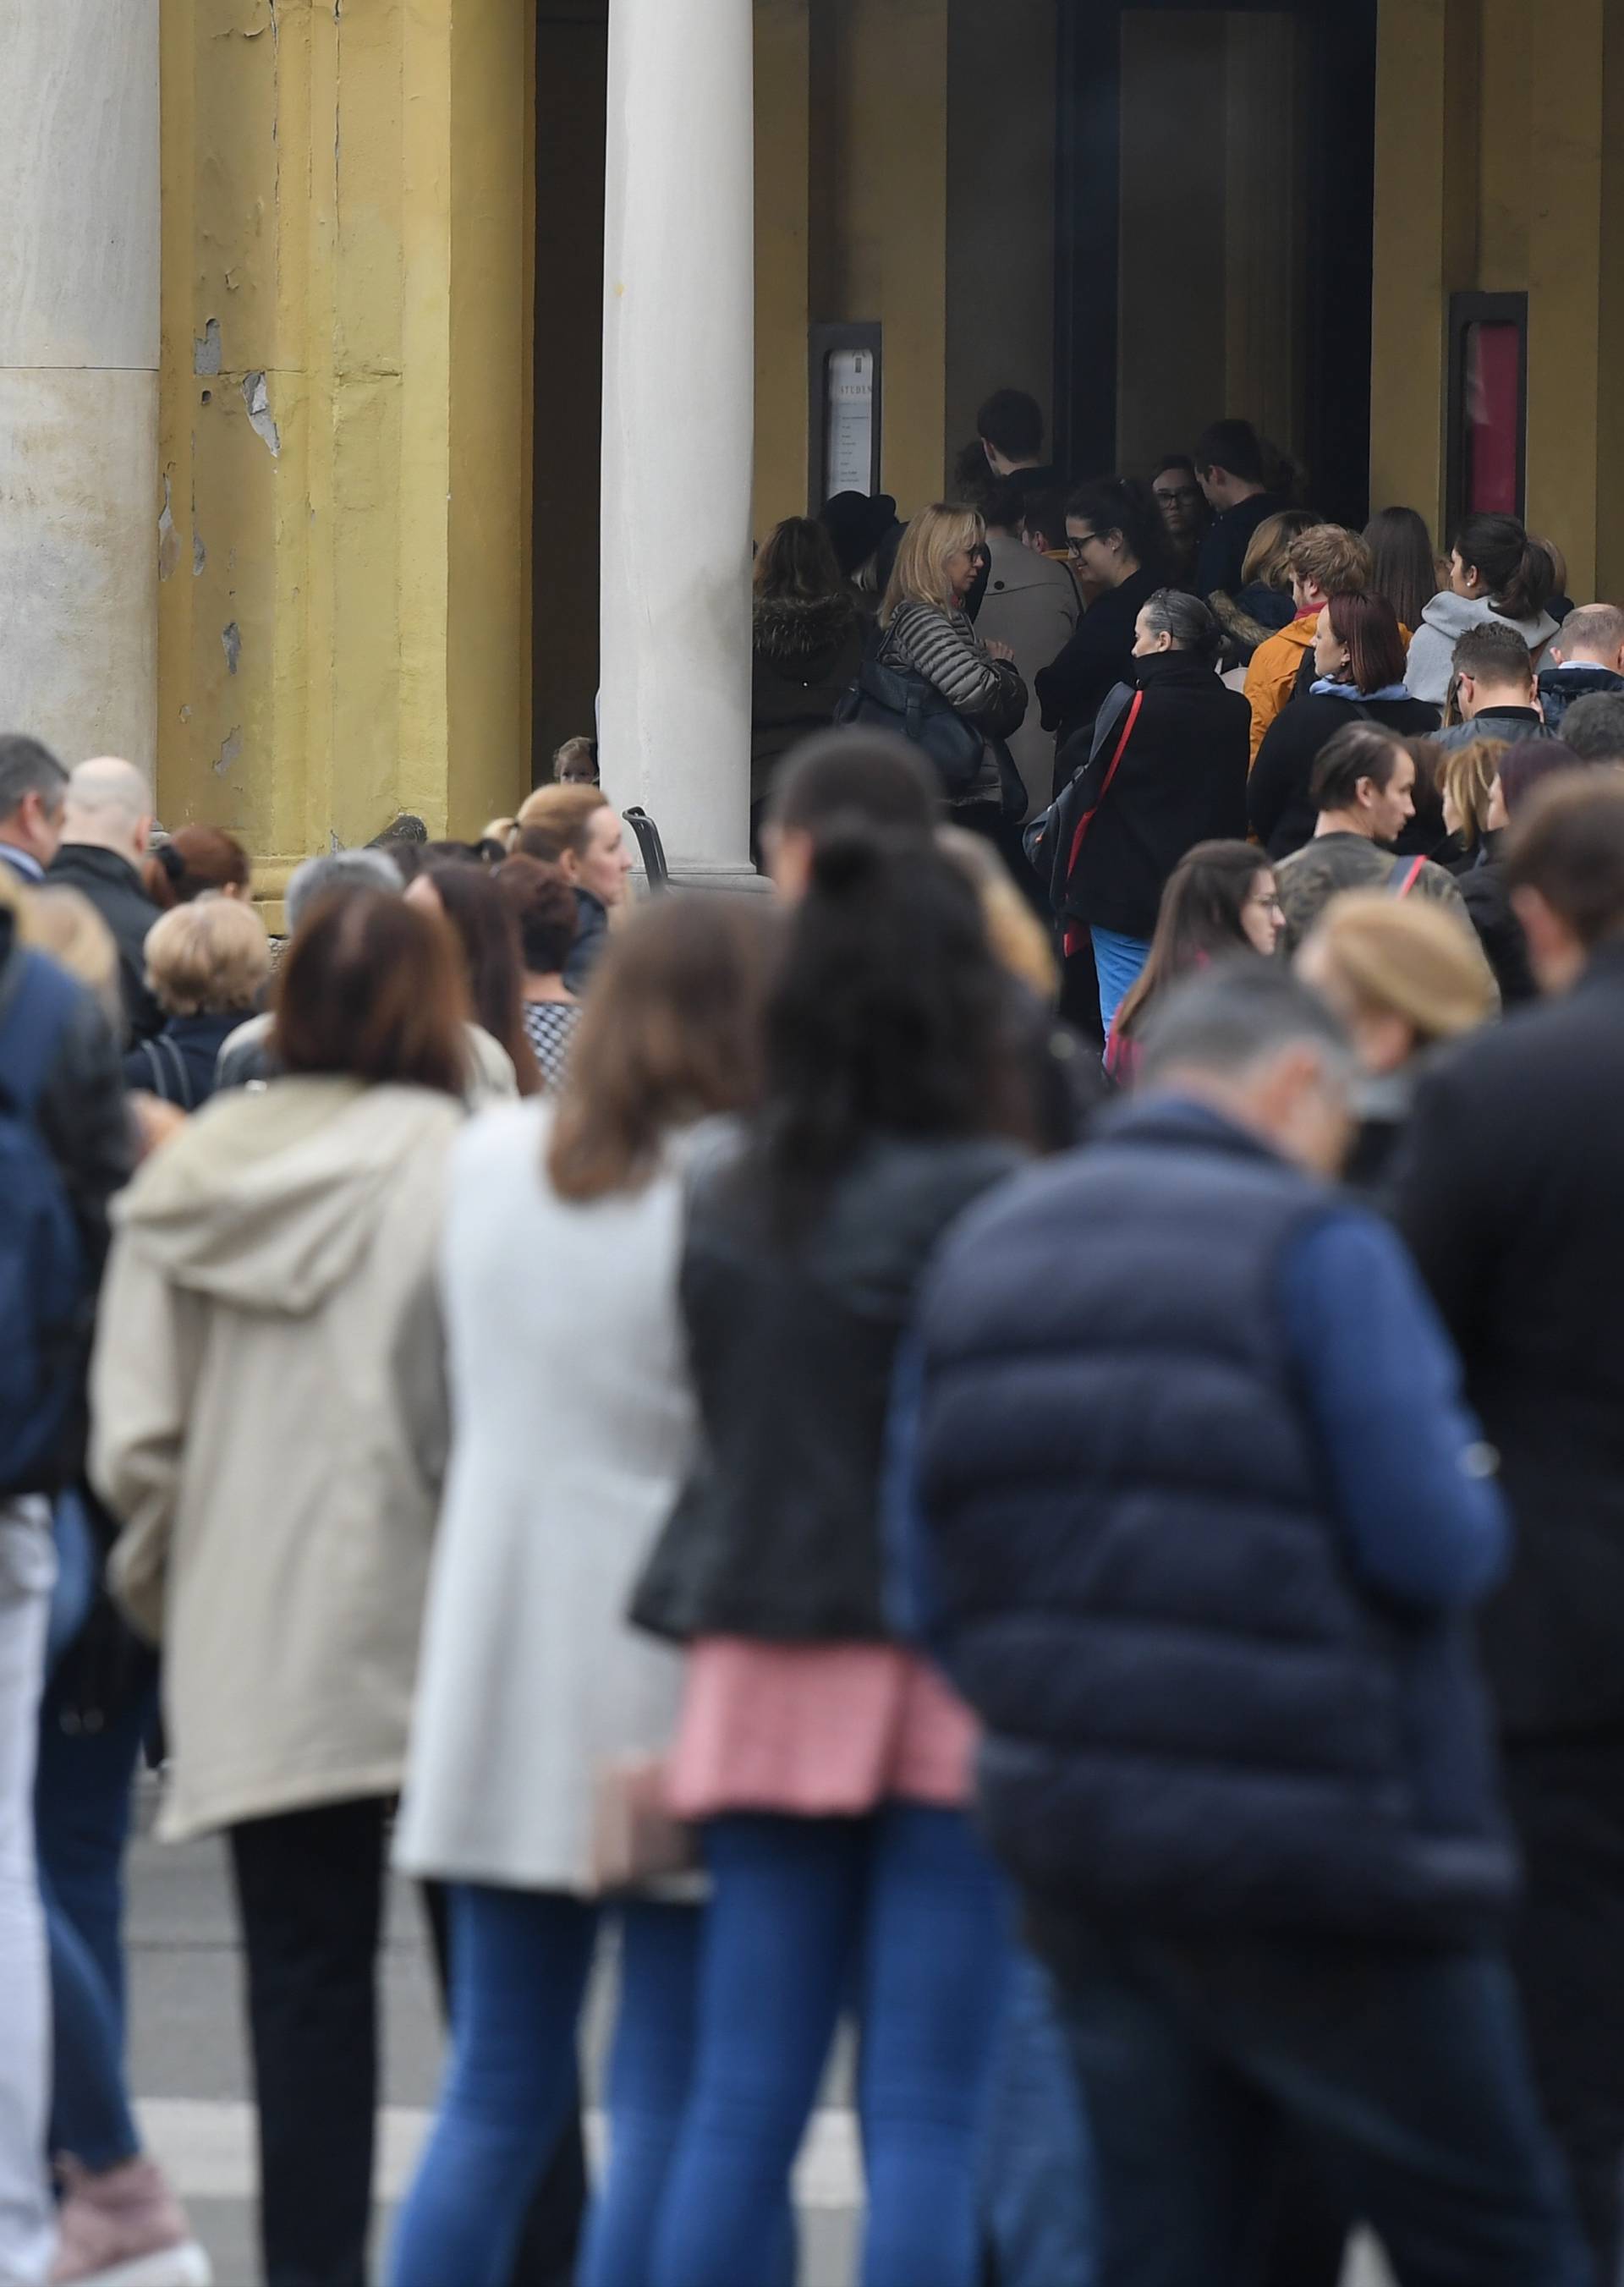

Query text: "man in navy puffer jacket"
[895, 962, 1588, 2287]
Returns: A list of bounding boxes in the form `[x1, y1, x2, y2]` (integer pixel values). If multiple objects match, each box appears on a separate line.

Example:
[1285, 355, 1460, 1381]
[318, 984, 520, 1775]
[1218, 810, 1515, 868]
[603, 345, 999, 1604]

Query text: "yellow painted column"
[158, 0, 532, 911]
[1369, 0, 1476, 536]
[810, 0, 949, 518]
[1526, 1, 1604, 602]
[1599, 5, 1624, 598]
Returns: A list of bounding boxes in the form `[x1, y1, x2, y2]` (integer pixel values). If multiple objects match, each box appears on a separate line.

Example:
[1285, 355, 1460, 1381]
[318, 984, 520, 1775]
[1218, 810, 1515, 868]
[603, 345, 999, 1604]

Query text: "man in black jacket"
[47, 756, 163, 1045]
[1394, 774, 1624, 2279]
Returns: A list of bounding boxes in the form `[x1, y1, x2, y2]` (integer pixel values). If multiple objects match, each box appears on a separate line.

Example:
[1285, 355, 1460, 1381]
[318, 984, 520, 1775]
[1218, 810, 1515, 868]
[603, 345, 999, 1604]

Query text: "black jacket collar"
[1133, 650, 1222, 693]
[50, 843, 145, 895]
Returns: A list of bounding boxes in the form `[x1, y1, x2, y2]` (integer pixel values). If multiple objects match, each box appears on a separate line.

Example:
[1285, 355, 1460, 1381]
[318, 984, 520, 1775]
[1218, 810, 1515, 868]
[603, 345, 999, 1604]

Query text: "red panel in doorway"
[1463, 322, 1522, 517]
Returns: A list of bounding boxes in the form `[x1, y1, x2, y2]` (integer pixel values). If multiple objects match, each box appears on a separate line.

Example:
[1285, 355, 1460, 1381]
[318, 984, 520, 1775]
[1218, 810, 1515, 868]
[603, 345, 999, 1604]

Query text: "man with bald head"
[47, 758, 162, 1041]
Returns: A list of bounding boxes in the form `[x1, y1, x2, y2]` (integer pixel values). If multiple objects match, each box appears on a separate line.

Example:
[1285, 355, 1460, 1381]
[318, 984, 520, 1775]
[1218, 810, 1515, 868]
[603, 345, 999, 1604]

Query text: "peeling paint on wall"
[157, 474, 180, 581]
[194, 318, 222, 376]
[193, 532, 206, 577]
[222, 622, 241, 674]
[213, 727, 244, 776]
[243, 372, 281, 457]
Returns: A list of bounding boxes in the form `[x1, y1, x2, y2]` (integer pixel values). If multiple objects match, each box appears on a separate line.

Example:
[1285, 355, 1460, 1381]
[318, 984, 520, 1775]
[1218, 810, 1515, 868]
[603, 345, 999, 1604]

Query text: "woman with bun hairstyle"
[1051, 589, 1251, 1034]
[1405, 513, 1560, 706]
[628, 832, 1031, 2287]
[142, 824, 252, 908]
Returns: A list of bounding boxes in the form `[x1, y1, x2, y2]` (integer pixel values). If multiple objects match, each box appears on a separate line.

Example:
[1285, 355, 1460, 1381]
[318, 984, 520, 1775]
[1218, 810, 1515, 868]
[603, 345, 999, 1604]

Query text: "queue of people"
[7, 399, 1624, 2287]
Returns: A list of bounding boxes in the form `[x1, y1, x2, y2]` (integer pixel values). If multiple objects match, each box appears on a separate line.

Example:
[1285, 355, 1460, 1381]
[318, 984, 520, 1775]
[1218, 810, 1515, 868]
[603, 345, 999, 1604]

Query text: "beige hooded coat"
[91, 1078, 463, 1841]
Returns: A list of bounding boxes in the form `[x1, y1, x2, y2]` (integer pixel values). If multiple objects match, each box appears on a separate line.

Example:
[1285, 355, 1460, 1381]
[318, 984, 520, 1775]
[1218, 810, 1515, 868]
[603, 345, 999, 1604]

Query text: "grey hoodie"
[1406, 590, 1559, 709]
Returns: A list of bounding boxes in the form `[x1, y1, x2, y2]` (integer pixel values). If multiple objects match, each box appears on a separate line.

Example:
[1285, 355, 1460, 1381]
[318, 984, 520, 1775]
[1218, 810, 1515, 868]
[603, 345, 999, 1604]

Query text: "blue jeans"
[1090, 926, 1152, 1036]
[389, 1888, 699, 2287]
[37, 1498, 159, 2169]
[649, 1805, 1012, 2287]
[1049, 1919, 1592, 2287]
[980, 1950, 1095, 2287]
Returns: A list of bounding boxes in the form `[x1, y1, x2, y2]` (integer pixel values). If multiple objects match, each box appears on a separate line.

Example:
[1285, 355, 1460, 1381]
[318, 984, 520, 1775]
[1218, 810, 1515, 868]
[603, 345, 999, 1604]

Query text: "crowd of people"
[4, 392, 1624, 2287]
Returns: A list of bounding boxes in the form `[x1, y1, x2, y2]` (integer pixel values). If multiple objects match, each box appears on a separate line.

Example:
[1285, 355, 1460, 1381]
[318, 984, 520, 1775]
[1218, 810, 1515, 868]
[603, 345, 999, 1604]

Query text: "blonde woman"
[128, 896, 272, 1110]
[1439, 739, 1501, 858]
[873, 502, 1028, 848]
[1297, 889, 1497, 1194]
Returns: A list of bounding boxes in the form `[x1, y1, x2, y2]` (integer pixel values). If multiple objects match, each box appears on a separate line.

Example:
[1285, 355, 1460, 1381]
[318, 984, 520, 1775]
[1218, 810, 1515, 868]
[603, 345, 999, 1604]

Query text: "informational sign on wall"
[809, 324, 883, 506]
[826, 349, 875, 496]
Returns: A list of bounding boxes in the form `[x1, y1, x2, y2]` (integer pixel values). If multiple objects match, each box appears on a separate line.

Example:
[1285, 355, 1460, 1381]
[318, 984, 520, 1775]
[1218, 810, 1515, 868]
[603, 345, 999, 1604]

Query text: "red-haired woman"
[1248, 591, 1440, 858]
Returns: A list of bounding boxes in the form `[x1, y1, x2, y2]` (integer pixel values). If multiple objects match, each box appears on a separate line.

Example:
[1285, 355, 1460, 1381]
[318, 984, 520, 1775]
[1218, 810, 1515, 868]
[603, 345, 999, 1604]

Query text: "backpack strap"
[0, 953, 80, 1120]
[1388, 855, 1428, 899]
[156, 1034, 195, 1111]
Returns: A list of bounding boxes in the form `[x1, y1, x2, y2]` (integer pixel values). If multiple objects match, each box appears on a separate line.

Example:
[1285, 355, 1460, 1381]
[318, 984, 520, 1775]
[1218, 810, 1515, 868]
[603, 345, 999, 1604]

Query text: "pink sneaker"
[49, 2157, 211, 2287]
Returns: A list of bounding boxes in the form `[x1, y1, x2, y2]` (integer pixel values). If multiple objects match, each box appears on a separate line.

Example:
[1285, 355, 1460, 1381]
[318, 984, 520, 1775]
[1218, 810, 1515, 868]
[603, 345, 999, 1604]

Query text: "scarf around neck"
[1312, 678, 1413, 705]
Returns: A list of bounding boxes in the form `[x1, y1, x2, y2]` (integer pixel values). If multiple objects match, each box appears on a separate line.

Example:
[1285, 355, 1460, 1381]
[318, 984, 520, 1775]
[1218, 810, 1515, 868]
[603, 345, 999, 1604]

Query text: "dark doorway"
[1055, 0, 1376, 527]
[532, 2, 609, 789]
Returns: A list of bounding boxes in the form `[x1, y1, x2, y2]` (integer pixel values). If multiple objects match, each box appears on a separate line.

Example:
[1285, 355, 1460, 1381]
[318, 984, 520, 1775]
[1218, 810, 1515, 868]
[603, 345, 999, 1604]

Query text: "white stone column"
[0, 2, 160, 775]
[599, 0, 756, 884]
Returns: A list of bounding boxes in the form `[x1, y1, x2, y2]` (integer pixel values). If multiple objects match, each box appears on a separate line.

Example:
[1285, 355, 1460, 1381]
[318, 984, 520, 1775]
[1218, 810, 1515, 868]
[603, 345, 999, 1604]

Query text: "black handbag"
[834, 652, 988, 801]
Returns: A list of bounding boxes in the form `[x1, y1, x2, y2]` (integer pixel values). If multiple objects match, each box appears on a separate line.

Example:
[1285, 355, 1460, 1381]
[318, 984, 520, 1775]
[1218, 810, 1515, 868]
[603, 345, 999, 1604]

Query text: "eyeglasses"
[1154, 485, 1202, 507]
[1067, 532, 1101, 557]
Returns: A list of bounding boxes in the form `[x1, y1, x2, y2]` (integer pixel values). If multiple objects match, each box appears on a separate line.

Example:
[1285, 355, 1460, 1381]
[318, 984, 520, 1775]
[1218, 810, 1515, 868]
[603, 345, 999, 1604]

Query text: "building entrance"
[1056, 0, 1377, 523]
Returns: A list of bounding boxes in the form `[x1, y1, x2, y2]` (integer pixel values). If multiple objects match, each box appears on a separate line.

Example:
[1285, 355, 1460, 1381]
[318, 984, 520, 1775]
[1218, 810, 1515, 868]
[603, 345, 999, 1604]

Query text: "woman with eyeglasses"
[1034, 478, 1167, 767]
[1106, 840, 1285, 1083]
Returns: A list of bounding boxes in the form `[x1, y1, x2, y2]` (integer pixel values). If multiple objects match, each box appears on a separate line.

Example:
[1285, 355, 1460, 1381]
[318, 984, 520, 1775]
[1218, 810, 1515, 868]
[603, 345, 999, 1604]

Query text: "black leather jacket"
[632, 1122, 1023, 1644]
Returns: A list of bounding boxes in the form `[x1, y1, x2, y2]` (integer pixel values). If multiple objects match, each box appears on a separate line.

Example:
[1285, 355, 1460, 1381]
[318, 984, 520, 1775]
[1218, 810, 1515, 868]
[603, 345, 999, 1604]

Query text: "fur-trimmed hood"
[753, 589, 859, 673]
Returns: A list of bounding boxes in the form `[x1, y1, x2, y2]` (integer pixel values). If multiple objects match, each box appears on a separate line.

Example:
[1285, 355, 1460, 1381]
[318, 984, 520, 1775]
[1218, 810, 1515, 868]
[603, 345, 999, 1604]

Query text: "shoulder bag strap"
[159, 1034, 195, 1110]
[1388, 854, 1428, 899]
[1065, 688, 1144, 880]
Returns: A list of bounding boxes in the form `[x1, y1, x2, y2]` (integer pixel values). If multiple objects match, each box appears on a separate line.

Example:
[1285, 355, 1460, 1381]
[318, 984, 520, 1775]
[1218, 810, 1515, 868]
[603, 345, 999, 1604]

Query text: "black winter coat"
[1064, 651, 1250, 938]
[632, 1125, 1023, 1644]
[1534, 662, 1624, 734]
[1248, 692, 1441, 860]
[750, 593, 865, 809]
[1394, 945, 1624, 1738]
[1034, 567, 1161, 758]
[47, 844, 164, 1045]
[1457, 836, 1537, 1007]
[123, 1009, 245, 1111]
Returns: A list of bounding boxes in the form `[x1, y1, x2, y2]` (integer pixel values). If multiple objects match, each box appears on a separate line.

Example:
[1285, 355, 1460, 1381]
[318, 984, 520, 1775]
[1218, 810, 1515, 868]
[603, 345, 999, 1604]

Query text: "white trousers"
[0, 1500, 56, 2287]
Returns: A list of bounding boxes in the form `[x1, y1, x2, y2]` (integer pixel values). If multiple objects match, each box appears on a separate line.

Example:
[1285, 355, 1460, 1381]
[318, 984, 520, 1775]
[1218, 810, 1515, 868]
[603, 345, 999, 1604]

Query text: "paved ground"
[126, 1794, 1390, 2287]
[125, 1807, 861, 2287]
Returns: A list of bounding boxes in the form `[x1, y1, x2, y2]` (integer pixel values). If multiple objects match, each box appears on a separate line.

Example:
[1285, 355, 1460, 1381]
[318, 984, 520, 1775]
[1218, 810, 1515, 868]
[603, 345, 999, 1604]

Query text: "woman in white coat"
[388, 892, 781, 2287]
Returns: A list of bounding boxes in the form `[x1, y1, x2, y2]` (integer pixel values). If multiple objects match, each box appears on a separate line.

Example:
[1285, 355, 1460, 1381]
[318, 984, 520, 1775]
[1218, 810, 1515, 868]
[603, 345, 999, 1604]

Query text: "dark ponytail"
[1453, 513, 1554, 623]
